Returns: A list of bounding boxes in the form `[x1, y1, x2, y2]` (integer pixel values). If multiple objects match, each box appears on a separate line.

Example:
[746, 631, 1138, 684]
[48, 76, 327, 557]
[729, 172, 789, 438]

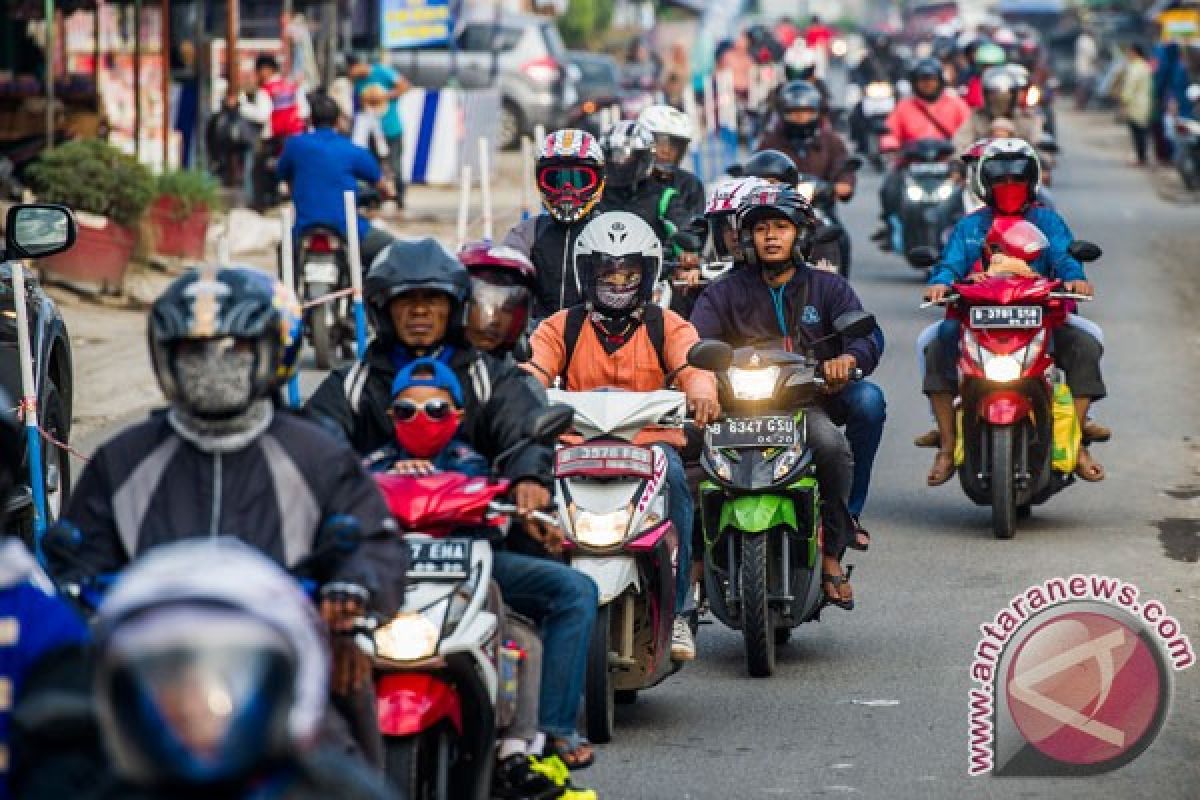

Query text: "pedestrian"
[1074, 28, 1098, 109]
[348, 54, 410, 209]
[1152, 41, 1192, 163]
[1119, 43, 1153, 167]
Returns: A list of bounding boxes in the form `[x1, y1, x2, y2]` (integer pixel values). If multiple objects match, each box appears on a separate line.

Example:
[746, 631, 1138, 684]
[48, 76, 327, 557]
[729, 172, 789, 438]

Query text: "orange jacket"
[881, 92, 971, 151]
[525, 308, 718, 447]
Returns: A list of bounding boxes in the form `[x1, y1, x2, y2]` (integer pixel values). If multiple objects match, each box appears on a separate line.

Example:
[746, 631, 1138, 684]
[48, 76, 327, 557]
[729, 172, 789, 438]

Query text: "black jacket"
[502, 213, 593, 318]
[651, 167, 706, 223]
[597, 182, 692, 256]
[60, 410, 405, 616]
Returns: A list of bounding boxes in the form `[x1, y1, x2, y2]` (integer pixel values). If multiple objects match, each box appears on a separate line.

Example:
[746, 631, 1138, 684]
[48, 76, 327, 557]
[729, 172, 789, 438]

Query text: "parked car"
[0, 204, 76, 535]
[389, 14, 579, 149]
[566, 51, 624, 134]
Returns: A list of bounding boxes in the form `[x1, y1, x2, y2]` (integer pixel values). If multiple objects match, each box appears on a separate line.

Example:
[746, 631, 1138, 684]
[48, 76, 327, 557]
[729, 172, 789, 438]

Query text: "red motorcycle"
[915, 220, 1102, 538]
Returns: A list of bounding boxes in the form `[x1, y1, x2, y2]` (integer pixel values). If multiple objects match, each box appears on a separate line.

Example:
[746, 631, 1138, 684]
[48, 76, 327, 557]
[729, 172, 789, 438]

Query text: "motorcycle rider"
[277, 91, 396, 271]
[964, 41, 1008, 108]
[241, 54, 309, 210]
[638, 104, 706, 221]
[953, 66, 1044, 153]
[875, 58, 971, 247]
[702, 176, 771, 263]
[848, 31, 904, 157]
[305, 240, 601, 771]
[459, 241, 539, 359]
[58, 266, 407, 767]
[502, 129, 606, 318]
[921, 139, 1108, 485]
[690, 186, 883, 604]
[524, 211, 721, 661]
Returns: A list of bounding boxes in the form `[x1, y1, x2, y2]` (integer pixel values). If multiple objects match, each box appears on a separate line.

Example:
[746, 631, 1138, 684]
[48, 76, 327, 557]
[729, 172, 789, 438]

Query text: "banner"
[381, 0, 452, 50]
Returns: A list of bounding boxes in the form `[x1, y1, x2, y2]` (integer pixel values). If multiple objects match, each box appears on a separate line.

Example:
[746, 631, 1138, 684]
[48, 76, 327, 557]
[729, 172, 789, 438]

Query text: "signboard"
[381, 0, 452, 50]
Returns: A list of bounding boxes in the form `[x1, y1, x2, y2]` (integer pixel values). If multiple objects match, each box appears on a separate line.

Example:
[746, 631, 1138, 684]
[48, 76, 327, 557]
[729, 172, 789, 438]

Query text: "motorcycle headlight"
[936, 183, 955, 201]
[866, 82, 892, 99]
[707, 446, 733, 482]
[375, 609, 442, 662]
[906, 184, 926, 202]
[574, 508, 632, 548]
[773, 447, 802, 482]
[982, 354, 1022, 383]
[832, 38, 848, 58]
[729, 366, 779, 400]
[1027, 86, 1041, 106]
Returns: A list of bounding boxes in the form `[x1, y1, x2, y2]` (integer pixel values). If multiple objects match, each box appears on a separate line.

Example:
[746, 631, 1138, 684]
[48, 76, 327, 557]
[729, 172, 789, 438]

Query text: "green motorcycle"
[687, 311, 875, 677]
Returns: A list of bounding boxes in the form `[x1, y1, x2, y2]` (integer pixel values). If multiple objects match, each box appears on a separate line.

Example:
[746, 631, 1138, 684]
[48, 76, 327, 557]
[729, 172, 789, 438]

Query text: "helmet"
[148, 266, 303, 420]
[704, 176, 770, 259]
[736, 184, 820, 267]
[364, 238, 470, 347]
[784, 42, 818, 81]
[536, 128, 605, 224]
[458, 241, 536, 354]
[974, 42, 1007, 68]
[975, 137, 1041, 214]
[741, 149, 800, 186]
[981, 66, 1018, 117]
[92, 538, 327, 786]
[909, 58, 945, 101]
[866, 31, 892, 54]
[573, 211, 662, 316]
[776, 80, 823, 141]
[638, 105, 693, 167]
[992, 27, 1018, 53]
[599, 121, 655, 189]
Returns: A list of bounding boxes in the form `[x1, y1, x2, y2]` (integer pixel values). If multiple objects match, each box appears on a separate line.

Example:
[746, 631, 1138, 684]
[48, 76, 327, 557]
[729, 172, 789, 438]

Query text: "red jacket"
[881, 91, 971, 151]
[264, 76, 306, 138]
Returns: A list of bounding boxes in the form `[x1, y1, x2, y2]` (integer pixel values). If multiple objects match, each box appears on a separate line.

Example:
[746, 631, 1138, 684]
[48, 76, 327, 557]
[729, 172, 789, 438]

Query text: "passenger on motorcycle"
[305, 241, 601, 771]
[690, 186, 884, 604]
[638, 104, 706, 222]
[702, 176, 771, 263]
[503, 129, 605, 317]
[921, 139, 1108, 486]
[850, 31, 904, 87]
[876, 58, 971, 243]
[59, 266, 408, 766]
[459, 241, 539, 359]
[277, 92, 396, 269]
[524, 211, 721, 661]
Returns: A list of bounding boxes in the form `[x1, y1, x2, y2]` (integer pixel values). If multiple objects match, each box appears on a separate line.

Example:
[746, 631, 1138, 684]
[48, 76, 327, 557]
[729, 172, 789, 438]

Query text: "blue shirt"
[929, 206, 1086, 287]
[355, 65, 404, 139]
[277, 128, 381, 242]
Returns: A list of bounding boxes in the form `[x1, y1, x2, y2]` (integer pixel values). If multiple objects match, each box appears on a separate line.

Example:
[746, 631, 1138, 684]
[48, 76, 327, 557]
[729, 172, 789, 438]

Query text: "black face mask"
[783, 117, 819, 143]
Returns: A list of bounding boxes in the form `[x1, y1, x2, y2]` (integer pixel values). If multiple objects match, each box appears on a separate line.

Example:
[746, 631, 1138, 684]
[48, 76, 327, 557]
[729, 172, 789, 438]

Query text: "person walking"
[1119, 43, 1153, 167]
[348, 55, 410, 209]
[1074, 29, 1098, 109]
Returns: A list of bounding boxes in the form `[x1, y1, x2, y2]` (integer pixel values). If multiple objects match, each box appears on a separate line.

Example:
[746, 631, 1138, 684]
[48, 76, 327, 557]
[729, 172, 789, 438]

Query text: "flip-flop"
[821, 565, 855, 611]
[927, 451, 956, 486]
[847, 518, 870, 552]
[546, 735, 595, 771]
[1075, 448, 1106, 482]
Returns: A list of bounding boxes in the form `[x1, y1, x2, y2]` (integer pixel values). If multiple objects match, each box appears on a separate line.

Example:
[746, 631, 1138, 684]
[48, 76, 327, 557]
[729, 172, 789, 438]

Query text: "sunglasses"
[391, 398, 456, 421]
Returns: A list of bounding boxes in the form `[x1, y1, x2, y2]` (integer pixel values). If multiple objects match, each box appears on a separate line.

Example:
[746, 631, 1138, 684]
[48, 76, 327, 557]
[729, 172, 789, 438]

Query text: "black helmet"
[776, 80, 823, 142]
[364, 238, 471, 346]
[0, 388, 21, 528]
[148, 266, 303, 420]
[741, 149, 800, 186]
[909, 57, 945, 101]
[866, 31, 892, 54]
[736, 184, 820, 267]
[599, 121, 655, 189]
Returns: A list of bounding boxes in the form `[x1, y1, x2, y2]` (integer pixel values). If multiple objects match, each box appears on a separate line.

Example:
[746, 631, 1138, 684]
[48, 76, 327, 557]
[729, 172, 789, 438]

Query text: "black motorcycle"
[886, 139, 963, 270]
[1173, 87, 1200, 191]
[796, 156, 862, 278]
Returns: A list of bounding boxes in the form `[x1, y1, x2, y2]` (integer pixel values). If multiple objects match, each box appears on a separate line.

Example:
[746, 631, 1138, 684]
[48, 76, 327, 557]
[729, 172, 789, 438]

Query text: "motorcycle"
[911, 232, 1103, 539]
[1172, 87, 1200, 190]
[370, 409, 572, 800]
[795, 155, 863, 277]
[847, 81, 896, 171]
[548, 388, 686, 743]
[686, 311, 877, 677]
[888, 138, 963, 269]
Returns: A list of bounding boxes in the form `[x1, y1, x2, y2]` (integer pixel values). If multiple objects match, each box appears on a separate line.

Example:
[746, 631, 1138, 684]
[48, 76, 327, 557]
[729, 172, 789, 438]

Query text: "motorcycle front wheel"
[584, 603, 615, 743]
[307, 281, 335, 370]
[740, 534, 776, 677]
[990, 426, 1017, 540]
[385, 726, 451, 800]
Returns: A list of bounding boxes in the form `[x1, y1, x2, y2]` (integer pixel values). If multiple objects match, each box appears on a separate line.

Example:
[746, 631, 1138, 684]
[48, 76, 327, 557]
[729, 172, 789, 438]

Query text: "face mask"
[174, 348, 257, 418]
[992, 182, 1029, 214]
[392, 406, 463, 459]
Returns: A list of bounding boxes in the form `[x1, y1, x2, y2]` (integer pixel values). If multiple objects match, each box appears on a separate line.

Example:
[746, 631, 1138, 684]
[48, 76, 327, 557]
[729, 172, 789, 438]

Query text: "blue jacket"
[364, 439, 489, 477]
[929, 206, 1086, 287]
[277, 128, 381, 242]
[689, 264, 882, 375]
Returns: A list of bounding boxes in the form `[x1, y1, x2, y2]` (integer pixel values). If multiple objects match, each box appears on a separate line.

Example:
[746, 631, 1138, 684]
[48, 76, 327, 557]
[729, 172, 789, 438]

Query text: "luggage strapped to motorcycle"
[561, 304, 671, 381]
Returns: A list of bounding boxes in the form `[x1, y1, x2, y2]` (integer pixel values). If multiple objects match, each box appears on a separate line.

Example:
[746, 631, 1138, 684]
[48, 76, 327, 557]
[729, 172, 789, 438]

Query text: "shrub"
[26, 138, 156, 229]
[156, 168, 224, 221]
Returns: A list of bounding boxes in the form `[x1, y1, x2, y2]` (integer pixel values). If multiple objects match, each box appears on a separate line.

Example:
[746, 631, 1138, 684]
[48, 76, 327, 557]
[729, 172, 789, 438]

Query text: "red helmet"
[537, 129, 606, 223]
[983, 217, 1049, 263]
[458, 242, 536, 354]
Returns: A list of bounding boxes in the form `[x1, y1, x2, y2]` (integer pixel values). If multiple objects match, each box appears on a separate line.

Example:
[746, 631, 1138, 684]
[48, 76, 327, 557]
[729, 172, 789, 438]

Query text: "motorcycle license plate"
[708, 416, 797, 449]
[304, 259, 338, 284]
[863, 95, 895, 115]
[407, 538, 472, 579]
[969, 306, 1043, 329]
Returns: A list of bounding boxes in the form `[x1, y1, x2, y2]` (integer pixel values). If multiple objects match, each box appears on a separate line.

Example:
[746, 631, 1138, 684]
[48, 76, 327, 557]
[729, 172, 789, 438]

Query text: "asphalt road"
[581, 111, 1200, 798]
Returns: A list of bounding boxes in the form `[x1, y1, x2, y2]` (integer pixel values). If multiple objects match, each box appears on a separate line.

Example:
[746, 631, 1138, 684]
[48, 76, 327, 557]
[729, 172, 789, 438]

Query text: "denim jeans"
[492, 551, 597, 738]
[823, 381, 887, 519]
[652, 444, 693, 615]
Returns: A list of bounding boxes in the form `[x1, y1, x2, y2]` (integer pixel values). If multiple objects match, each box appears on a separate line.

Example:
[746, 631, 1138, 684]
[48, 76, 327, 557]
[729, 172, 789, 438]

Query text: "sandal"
[848, 517, 870, 552]
[1082, 418, 1111, 443]
[1075, 447, 1106, 482]
[913, 429, 940, 448]
[821, 564, 855, 611]
[546, 734, 595, 771]
[927, 450, 956, 486]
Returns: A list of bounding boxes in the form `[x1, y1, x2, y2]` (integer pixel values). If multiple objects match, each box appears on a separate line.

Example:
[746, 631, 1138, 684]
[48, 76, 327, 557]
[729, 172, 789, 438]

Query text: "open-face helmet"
[458, 241, 536, 354]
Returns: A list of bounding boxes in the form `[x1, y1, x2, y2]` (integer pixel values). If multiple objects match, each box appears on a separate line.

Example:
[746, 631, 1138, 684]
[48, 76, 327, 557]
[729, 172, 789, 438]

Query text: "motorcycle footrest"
[609, 654, 638, 669]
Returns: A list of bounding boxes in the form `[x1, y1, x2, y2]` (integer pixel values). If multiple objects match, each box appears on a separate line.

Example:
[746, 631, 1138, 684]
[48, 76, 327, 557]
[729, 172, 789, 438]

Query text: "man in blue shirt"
[277, 90, 395, 267]
[349, 55, 409, 208]
[921, 139, 1106, 485]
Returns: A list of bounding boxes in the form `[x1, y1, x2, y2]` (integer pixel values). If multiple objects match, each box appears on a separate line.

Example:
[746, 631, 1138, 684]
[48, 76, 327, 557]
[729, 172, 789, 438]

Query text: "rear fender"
[376, 673, 463, 737]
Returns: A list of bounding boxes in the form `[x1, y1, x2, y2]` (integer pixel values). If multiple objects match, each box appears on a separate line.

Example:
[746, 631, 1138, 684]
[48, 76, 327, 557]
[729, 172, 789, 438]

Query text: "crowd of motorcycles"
[3, 20, 1118, 800]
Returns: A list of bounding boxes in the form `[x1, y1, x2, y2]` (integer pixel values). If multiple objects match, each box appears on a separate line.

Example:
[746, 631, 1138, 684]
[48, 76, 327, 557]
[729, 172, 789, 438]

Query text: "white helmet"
[638, 104, 694, 143]
[573, 211, 663, 314]
[705, 176, 771, 218]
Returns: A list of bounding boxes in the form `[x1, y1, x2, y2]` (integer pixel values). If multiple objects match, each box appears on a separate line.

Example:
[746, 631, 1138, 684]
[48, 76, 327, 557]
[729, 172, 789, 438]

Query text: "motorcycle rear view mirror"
[530, 404, 576, 443]
[813, 225, 842, 245]
[687, 340, 734, 373]
[907, 246, 939, 268]
[1067, 240, 1102, 263]
[832, 310, 877, 340]
[4, 203, 76, 260]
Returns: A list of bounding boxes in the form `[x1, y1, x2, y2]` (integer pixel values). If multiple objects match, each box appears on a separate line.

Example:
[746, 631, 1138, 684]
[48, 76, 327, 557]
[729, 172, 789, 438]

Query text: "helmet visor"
[170, 337, 261, 418]
[980, 155, 1036, 185]
[467, 278, 530, 350]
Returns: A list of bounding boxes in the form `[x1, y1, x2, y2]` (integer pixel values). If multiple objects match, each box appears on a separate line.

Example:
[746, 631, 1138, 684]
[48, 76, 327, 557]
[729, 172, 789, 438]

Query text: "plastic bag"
[1050, 381, 1081, 474]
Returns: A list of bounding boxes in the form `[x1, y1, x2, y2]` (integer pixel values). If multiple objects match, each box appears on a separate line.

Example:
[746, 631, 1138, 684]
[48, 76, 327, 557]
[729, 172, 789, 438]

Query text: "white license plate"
[304, 260, 339, 284]
[863, 96, 895, 115]
[969, 306, 1043, 329]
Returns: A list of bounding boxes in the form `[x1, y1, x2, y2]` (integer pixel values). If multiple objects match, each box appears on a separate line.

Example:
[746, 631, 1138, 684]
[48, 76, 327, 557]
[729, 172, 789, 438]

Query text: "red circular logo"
[1005, 611, 1163, 766]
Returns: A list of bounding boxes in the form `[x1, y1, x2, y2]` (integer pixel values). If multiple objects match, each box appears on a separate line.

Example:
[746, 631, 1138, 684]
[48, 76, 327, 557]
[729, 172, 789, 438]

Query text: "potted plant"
[25, 138, 156, 289]
[149, 169, 223, 259]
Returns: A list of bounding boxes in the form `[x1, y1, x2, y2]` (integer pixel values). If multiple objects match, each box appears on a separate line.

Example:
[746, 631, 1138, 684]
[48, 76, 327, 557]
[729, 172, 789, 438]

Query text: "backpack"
[560, 304, 671, 387]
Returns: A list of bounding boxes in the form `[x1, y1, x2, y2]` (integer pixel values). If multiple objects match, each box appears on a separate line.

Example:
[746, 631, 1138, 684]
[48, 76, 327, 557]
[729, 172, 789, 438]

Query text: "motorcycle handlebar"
[487, 501, 560, 529]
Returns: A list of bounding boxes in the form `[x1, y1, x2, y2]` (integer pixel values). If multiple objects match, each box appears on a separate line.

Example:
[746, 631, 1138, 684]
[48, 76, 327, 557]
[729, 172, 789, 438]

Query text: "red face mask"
[992, 181, 1030, 215]
[391, 401, 463, 459]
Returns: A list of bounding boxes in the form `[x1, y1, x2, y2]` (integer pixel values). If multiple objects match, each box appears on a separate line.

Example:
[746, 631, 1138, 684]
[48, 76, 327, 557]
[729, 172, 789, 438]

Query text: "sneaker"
[671, 616, 696, 661]
[493, 753, 561, 800]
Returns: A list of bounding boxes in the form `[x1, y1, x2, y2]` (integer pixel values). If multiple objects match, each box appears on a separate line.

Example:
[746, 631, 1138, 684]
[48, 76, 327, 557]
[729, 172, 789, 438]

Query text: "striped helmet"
[537, 128, 606, 223]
